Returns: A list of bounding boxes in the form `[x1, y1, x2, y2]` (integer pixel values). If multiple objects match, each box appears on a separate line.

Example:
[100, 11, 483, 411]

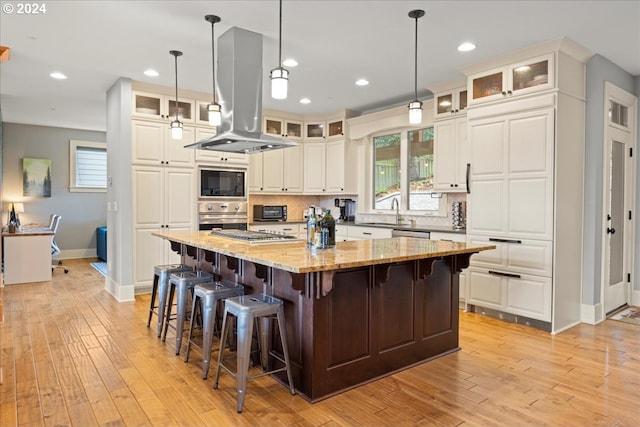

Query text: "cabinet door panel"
[134, 228, 165, 283]
[470, 119, 505, 177]
[262, 150, 285, 192]
[165, 169, 195, 228]
[284, 145, 303, 192]
[434, 121, 456, 188]
[132, 121, 164, 164]
[165, 126, 195, 167]
[248, 153, 263, 192]
[325, 140, 345, 192]
[455, 118, 469, 189]
[468, 180, 505, 235]
[506, 275, 551, 321]
[506, 241, 553, 277]
[133, 167, 164, 226]
[467, 268, 503, 308]
[303, 143, 326, 193]
[507, 177, 552, 239]
[508, 110, 554, 175]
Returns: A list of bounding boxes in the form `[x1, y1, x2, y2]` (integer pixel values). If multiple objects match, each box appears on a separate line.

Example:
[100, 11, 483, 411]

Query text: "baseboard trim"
[104, 277, 135, 302]
[59, 248, 97, 259]
[580, 303, 604, 325]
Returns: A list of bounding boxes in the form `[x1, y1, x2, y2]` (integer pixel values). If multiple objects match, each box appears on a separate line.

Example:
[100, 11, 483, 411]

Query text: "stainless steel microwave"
[199, 167, 247, 200]
[253, 205, 287, 221]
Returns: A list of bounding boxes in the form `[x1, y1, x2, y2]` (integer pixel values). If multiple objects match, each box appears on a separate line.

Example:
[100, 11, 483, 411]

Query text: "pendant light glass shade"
[169, 50, 183, 140]
[207, 103, 222, 126]
[205, 15, 222, 127]
[170, 120, 183, 139]
[407, 10, 425, 125]
[270, 67, 289, 100]
[270, 0, 289, 100]
[408, 100, 423, 124]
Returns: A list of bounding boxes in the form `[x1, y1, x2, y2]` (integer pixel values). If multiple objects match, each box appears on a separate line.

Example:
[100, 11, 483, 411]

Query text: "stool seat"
[184, 281, 244, 379]
[147, 264, 192, 337]
[162, 270, 213, 355]
[213, 293, 295, 413]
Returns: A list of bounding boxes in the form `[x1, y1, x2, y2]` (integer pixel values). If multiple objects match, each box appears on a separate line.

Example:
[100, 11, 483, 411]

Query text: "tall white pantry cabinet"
[464, 40, 588, 333]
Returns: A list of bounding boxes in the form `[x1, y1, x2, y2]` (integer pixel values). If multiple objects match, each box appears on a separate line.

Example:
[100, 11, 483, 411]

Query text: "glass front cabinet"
[434, 87, 468, 119]
[132, 91, 195, 123]
[304, 118, 345, 140]
[468, 54, 554, 105]
[263, 117, 303, 140]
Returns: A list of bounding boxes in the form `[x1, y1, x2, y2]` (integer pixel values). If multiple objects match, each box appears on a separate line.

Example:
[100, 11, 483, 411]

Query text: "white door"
[603, 82, 636, 314]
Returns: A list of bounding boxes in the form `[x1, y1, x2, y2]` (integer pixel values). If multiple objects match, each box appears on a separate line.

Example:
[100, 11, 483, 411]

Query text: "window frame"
[69, 140, 107, 193]
[370, 127, 447, 217]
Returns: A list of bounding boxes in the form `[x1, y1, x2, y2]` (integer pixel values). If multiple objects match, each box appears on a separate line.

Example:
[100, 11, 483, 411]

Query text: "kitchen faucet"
[391, 197, 400, 225]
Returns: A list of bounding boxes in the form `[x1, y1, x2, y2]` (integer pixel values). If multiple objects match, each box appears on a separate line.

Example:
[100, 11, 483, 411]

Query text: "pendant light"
[169, 50, 183, 139]
[205, 15, 222, 126]
[408, 9, 425, 125]
[269, 0, 289, 100]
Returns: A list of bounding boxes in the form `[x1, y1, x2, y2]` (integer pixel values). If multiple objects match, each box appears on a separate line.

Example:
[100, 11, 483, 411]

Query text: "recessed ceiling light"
[144, 69, 159, 77]
[300, 98, 311, 104]
[283, 58, 298, 67]
[49, 72, 67, 80]
[457, 42, 476, 52]
[355, 78, 369, 86]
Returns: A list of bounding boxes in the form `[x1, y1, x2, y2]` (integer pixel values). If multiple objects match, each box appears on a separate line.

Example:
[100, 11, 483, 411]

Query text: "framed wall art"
[23, 158, 52, 197]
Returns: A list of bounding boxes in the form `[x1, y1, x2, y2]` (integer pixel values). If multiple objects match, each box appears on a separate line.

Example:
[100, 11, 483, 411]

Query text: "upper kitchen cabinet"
[193, 128, 248, 165]
[304, 117, 346, 140]
[132, 120, 195, 167]
[433, 117, 468, 192]
[434, 87, 468, 120]
[248, 145, 303, 194]
[468, 54, 554, 105]
[132, 90, 195, 124]
[263, 116, 303, 140]
[303, 139, 355, 194]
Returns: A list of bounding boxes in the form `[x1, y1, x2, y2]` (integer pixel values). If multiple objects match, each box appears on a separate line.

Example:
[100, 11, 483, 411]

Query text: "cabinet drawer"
[430, 231, 466, 243]
[468, 235, 552, 277]
[250, 223, 299, 235]
[348, 225, 392, 240]
[467, 267, 551, 321]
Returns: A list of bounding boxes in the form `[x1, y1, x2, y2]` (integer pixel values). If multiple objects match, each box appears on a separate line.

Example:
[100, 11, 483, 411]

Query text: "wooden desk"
[2, 227, 54, 285]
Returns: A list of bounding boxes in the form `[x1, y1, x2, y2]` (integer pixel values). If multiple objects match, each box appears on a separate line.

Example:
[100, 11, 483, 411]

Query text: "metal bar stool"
[147, 264, 192, 337]
[213, 294, 295, 413]
[162, 270, 213, 355]
[184, 281, 245, 379]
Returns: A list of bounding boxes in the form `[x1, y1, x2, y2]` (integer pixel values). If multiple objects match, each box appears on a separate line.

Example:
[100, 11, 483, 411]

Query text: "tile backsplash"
[249, 195, 352, 222]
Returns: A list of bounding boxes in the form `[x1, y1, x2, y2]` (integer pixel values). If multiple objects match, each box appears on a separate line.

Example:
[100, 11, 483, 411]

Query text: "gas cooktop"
[210, 229, 302, 244]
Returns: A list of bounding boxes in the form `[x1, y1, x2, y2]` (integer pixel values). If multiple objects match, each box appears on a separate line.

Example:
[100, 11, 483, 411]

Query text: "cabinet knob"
[507, 90, 513, 95]
[501, 91, 507, 96]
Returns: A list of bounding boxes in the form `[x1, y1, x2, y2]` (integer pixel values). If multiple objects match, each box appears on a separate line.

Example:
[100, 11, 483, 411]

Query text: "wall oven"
[199, 167, 247, 200]
[198, 201, 248, 231]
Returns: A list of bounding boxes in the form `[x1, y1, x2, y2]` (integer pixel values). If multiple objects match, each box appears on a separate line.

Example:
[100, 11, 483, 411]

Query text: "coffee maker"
[335, 198, 356, 221]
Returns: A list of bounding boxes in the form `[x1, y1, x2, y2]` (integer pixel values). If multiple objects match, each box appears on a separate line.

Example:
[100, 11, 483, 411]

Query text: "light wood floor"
[1, 258, 638, 426]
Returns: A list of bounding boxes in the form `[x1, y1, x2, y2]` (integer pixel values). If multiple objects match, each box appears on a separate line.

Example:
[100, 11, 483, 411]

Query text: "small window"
[609, 100, 629, 128]
[69, 140, 107, 192]
[373, 132, 401, 209]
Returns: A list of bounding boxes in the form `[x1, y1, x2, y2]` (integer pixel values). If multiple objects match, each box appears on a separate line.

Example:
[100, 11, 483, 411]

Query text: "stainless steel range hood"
[186, 26, 296, 154]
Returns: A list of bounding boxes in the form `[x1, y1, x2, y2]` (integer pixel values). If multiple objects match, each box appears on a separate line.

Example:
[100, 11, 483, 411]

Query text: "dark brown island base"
[153, 230, 495, 402]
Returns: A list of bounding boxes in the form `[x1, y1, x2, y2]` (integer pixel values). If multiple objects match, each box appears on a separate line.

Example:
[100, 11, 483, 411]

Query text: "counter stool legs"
[184, 281, 244, 379]
[213, 294, 295, 413]
[162, 271, 212, 355]
[147, 264, 192, 337]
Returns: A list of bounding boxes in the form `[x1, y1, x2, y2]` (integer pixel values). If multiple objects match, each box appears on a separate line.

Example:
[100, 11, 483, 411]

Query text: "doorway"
[602, 82, 637, 315]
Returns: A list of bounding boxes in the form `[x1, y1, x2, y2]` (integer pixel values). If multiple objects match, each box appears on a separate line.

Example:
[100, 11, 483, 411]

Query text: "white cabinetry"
[264, 116, 303, 140]
[132, 166, 195, 288]
[250, 223, 301, 237]
[132, 90, 195, 124]
[466, 45, 586, 333]
[468, 54, 554, 106]
[347, 225, 392, 240]
[434, 87, 468, 119]
[303, 139, 349, 194]
[304, 117, 345, 140]
[433, 117, 469, 192]
[132, 120, 195, 167]
[249, 145, 303, 193]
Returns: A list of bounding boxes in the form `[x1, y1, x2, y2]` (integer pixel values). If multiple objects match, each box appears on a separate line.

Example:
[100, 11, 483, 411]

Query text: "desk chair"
[48, 214, 58, 230]
[51, 215, 69, 274]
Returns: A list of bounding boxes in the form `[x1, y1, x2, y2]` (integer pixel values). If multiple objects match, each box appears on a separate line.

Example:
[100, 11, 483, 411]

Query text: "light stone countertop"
[154, 230, 494, 274]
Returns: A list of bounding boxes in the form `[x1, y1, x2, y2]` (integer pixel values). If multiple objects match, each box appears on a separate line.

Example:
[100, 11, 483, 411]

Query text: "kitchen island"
[154, 230, 494, 402]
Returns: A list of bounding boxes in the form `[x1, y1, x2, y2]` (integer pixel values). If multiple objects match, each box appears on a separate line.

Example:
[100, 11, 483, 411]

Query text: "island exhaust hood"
[186, 26, 296, 153]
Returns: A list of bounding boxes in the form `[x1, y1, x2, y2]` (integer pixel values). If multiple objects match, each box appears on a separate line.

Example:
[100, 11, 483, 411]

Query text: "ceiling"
[1, 1, 639, 132]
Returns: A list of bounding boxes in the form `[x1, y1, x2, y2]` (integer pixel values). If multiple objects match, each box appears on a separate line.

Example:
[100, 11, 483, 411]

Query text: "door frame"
[600, 81, 637, 316]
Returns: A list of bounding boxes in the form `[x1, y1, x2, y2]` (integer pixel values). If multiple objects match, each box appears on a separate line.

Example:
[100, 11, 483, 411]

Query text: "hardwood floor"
[1, 258, 638, 426]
